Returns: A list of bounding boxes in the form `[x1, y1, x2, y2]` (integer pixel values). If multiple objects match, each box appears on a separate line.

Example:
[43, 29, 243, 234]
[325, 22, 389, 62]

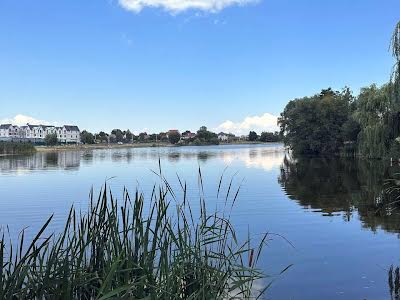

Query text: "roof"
[27, 124, 42, 130]
[64, 125, 80, 131]
[0, 124, 12, 129]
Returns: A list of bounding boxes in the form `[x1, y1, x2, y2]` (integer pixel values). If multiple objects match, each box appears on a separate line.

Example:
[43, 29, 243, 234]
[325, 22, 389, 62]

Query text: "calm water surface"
[0, 144, 399, 299]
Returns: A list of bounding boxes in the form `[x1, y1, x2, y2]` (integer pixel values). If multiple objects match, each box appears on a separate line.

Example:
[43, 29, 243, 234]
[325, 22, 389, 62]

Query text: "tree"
[260, 131, 281, 142]
[125, 130, 133, 143]
[138, 132, 148, 142]
[44, 133, 58, 146]
[248, 131, 258, 141]
[196, 127, 219, 145]
[111, 129, 124, 143]
[279, 88, 354, 155]
[96, 131, 108, 143]
[391, 21, 400, 96]
[168, 131, 181, 144]
[80, 130, 95, 144]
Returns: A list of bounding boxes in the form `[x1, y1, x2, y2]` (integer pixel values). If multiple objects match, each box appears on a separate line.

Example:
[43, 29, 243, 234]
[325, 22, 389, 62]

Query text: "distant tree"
[138, 132, 147, 142]
[259, 131, 281, 142]
[44, 133, 58, 146]
[125, 130, 133, 143]
[158, 132, 169, 142]
[81, 130, 95, 144]
[168, 131, 181, 144]
[111, 129, 124, 143]
[196, 127, 219, 145]
[96, 131, 108, 143]
[248, 131, 258, 141]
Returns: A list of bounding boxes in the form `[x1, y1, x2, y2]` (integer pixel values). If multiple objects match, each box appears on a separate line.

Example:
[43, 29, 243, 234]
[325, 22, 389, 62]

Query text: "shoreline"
[35, 141, 281, 152]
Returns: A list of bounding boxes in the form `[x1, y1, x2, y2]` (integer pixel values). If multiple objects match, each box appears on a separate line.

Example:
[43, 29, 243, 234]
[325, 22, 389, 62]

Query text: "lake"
[0, 143, 399, 299]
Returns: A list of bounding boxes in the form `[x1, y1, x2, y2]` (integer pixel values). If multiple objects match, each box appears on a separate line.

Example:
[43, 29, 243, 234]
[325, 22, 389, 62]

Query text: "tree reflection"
[279, 156, 400, 233]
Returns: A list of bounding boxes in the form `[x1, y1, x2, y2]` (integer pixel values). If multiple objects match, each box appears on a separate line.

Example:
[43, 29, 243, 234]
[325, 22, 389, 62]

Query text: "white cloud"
[0, 114, 57, 126]
[215, 112, 279, 136]
[118, 0, 257, 13]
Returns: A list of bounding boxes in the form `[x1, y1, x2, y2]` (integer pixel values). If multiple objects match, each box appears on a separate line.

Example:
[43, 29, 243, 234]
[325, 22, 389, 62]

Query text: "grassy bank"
[0, 171, 269, 299]
[0, 141, 36, 156]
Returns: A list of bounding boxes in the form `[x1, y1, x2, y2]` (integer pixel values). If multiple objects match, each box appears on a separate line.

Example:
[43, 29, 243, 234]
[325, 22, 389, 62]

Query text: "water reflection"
[0, 144, 285, 175]
[0, 151, 81, 173]
[279, 156, 400, 233]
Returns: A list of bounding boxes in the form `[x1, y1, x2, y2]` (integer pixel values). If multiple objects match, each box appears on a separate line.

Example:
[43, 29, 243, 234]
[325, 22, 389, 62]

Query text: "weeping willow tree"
[354, 21, 400, 158]
[390, 21, 400, 94]
[386, 21, 400, 156]
[354, 84, 391, 158]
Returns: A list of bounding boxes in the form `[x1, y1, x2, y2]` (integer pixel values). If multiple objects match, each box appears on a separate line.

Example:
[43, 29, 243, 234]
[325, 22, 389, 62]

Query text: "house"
[181, 131, 196, 140]
[218, 132, 229, 142]
[0, 123, 81, 144]
[62, 126, 81, 143]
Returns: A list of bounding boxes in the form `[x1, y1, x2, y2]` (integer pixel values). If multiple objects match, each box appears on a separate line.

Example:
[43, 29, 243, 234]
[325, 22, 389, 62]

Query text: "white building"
[218, 132, 229, 142]
[0, 124, 80, 144]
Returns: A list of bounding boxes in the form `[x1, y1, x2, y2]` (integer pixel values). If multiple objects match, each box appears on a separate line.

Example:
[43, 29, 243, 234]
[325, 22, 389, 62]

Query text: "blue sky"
[0, 0, 399, 134]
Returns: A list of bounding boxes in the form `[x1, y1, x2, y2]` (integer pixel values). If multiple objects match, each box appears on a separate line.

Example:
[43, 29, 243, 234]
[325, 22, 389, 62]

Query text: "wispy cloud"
[215, 112, 279, 135]
[0, 114, 57, 126]
[118, 0, 258, 14]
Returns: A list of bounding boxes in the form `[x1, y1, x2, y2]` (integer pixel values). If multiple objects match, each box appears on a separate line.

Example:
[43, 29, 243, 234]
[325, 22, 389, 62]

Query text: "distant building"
[0, 124, 80, 144]
[218, 132, 229, 142]
[181, 131, 196, 140]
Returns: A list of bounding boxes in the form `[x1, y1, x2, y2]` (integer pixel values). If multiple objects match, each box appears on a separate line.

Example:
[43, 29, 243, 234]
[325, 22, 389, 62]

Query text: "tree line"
[279, 21, 400, 159]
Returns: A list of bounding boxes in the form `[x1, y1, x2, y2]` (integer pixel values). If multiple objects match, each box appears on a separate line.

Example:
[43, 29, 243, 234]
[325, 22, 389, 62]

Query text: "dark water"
[0, 144, 399, 299]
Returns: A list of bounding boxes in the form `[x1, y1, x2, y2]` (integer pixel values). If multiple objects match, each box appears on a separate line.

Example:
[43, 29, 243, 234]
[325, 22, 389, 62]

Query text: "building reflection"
[0, 151, 81, 173]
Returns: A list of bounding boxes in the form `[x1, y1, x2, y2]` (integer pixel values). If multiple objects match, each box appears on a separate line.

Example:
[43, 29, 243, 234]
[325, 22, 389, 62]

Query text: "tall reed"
[0, 168, 268, 299]
[0, 141, 36, 155]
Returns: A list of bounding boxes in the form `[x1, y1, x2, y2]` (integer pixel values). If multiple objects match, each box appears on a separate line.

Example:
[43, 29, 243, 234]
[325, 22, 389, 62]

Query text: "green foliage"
[353, 84, 392, 158]
[80, 130, 95, 144]
[248, 131, 258, 141]
[96, 131, 109, 143]
[279, 88, 354, 155]
[0, 172, 271, 299]
[278, 22, 400, 158]
[138, 132, 147, 142]
[124, 130, 133, 143]
[195, 127, 219, 145]
[168, 131, 181, 144]
[111, 129, 124, 143]
[259, 131, 281, 142]
[44, 133, 58, 146]
[0, 142, 36, 155]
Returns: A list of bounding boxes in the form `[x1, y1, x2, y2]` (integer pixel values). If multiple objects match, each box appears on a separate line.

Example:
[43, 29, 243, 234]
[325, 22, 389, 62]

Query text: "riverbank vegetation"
[77, 125, 281, 147]
[0, 141, 36, 155]
[0, 172, 269, 299]
[279, 21, 400, 159]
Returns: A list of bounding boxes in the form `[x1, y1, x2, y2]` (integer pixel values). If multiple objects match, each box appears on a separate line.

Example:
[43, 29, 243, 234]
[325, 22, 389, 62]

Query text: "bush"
[0, 141, 36, 155]
[44, 133, 58, 146]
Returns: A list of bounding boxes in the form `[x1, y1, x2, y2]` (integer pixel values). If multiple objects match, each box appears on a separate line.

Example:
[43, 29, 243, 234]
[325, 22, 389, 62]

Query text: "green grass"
[0, 141, 36, 155]
[0, 168, 269, 299]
